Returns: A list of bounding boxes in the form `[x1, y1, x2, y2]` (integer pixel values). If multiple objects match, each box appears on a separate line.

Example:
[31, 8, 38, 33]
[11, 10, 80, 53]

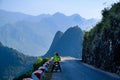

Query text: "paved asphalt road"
[51, 57, 120, 80]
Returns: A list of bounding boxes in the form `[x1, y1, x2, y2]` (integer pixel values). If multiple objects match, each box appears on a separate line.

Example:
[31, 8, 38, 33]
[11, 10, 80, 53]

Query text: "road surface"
[52, 57, 120, 80]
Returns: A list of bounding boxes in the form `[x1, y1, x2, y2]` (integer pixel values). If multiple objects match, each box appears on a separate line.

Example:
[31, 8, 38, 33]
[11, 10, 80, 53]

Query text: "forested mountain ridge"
[0, 42, 37, 80]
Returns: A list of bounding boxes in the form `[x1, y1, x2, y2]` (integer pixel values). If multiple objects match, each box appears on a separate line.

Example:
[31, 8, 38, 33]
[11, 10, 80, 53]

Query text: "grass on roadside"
[13, 58, 50, 80]
[44, 64, 53, 80]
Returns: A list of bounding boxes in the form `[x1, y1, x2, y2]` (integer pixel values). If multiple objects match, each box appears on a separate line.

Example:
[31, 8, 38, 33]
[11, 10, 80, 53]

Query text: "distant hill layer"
[0, 9, 98, 56]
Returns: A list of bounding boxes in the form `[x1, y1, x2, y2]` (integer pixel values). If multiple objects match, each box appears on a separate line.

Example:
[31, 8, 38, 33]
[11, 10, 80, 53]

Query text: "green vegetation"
[0, 42, 37, 80]
[13, 57, 50, 80]
[44, 64, 53, 80]
[82, 2, 120, 75]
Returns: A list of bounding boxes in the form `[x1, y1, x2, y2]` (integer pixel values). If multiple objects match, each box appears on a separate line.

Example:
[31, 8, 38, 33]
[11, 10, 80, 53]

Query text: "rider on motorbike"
[51, 52, 62, 72]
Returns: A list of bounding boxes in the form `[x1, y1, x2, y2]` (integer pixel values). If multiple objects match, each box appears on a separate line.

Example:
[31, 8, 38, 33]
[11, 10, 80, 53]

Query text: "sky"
[0, 0, 119, 19]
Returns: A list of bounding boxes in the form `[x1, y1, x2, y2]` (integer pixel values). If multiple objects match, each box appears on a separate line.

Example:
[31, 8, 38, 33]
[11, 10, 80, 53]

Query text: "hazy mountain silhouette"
[0, 9, 98, 56]
[45, 26, 83, 58]
[0, 9, 31, 27]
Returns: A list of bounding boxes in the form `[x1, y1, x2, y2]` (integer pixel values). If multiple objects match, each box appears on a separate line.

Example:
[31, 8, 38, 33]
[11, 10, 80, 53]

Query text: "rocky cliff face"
[82, 2, 120, 75]
[45, 26, 83, 58]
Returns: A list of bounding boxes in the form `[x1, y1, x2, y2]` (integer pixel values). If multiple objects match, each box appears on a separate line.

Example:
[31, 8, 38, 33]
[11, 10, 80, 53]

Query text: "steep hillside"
[0, 42, 37, 80]
[44, 31, 63, 57]
[45, 26, 83, 58]
[82, 2, 120, 75]
[48, 31, 64, 52]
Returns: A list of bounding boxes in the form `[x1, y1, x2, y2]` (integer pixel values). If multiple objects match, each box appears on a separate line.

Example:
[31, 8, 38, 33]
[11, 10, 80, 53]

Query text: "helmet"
[55, 52, 58, 55]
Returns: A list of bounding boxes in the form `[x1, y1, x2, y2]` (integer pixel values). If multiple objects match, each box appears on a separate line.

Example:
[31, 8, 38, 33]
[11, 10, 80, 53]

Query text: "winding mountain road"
[52, 57, 120, 80]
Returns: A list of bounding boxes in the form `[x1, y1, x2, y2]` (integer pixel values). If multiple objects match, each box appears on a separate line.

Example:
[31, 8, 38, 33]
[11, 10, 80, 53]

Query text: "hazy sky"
[0, 0, 119, 19]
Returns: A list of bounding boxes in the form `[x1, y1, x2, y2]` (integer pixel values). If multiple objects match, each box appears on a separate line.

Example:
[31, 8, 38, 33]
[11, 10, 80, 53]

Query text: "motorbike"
[53, 62, 61, 72]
